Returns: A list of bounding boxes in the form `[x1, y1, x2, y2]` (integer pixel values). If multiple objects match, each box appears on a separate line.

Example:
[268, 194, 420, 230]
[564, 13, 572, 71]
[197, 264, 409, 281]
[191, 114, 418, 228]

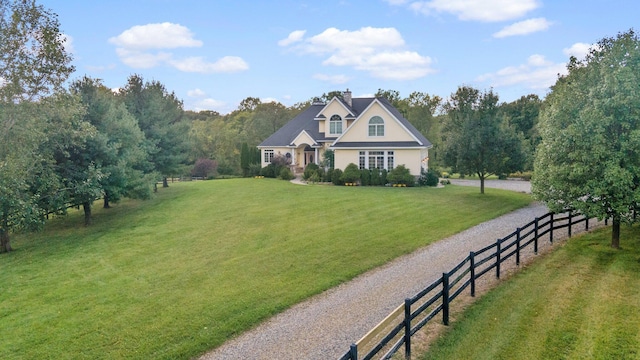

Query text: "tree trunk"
[479, 175, 485, 194]
[154, 182, 158, 193]
[162, 176, 169, 188]
[83, 201, 92, 226]
[611, 216, 621, 249]
[103, 194, 110, 209]
[0, 229, 12, 253]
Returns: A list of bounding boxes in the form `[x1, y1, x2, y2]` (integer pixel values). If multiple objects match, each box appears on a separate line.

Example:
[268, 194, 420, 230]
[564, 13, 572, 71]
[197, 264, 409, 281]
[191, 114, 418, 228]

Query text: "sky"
[41, 0, 638, 114]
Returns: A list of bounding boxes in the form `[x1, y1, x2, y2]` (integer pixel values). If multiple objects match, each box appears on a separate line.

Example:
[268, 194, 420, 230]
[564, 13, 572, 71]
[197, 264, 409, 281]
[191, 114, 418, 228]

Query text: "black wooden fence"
[339, 211, 596, 360]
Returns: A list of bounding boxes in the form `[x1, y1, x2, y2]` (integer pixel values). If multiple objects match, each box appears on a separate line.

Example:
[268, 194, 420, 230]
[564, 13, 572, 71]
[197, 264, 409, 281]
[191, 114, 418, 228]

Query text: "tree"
[532, 30, 640, 249]
[0, 0, 76, 252]
[70, 76, 152, 211]
[120, 75, 188, 189]
[499, 94, 542, 170]
[441, 86, 525, 194]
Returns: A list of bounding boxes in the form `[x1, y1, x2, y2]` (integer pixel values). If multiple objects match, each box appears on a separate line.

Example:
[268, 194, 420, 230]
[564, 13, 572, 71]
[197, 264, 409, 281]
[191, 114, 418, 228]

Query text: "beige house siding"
[318, 100, 351, 138]
[333, 149, 360, 171]
[338, 102, 415, 143]
[260, 146, 291, 168]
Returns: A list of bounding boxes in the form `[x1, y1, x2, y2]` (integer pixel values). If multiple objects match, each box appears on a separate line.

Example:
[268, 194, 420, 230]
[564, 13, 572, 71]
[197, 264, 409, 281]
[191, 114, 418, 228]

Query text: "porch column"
[314, 147, 319, 165]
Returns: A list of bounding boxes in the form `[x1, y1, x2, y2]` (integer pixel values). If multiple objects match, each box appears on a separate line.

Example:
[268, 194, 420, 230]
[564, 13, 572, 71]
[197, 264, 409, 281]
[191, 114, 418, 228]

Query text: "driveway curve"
[200, 180, 585, 360]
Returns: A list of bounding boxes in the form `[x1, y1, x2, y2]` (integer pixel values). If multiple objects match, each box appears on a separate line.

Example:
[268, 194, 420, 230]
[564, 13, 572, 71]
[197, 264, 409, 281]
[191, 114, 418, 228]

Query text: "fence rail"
[339, 211, 595, 360]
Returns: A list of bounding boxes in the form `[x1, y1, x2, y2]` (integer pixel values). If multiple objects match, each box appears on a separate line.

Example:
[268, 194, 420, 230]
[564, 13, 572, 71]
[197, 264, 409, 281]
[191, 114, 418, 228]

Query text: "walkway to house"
[200, 180, 597, 360]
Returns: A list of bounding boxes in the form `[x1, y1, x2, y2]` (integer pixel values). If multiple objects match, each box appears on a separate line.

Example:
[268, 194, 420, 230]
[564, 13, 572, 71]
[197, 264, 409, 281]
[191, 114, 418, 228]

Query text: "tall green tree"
[532, 30, 640, 248]
[0, 0, 77, 252]
[441, 86, 525, 194]
[70, 77, 152, 211]
[120, 75, 188, 189]
[499, 94, 542, 170]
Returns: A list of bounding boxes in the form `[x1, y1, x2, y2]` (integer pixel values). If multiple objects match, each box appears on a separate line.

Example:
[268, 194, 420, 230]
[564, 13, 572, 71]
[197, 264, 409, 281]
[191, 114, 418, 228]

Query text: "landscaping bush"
[248, 163, 262, 177]
[360, 169, 371, 186]
[387, 165, 415, 186]
[418, 168, 440, 187]
[324, 168, 334, 183]
[303, 163, 319, 180]
[340, 163, 361, 184]
[331, 168, 344, 185]
[380, 169, 388, 185]
[260, 164, 276, 178]
[279, 167, 295, 180]
[370, 169, 381, 186]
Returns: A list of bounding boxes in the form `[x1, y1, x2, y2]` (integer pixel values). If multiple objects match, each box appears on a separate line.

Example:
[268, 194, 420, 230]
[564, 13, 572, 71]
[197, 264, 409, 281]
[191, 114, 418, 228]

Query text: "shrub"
[324, 168, 334, 182]
[418, 168, 440, 187]
[192, 158, 218, 179]
[260, 164, 276, 178]
[279, 167, 295, 180]
[303, 163, 320, 180]
[370, 169, 381, 186]
[332, 168, 343, 185]
[387, 165, 415, 186]
[340, 163, 361, 184]
[309, 172, 320, 183]
[380, 169, 388, 185]
[360, 169, 371, 186]
[248, 163, 262, 177]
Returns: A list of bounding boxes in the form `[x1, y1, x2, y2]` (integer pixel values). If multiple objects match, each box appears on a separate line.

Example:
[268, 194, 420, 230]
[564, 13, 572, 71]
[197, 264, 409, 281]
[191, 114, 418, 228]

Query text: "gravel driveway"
[200, 180, 592, 360]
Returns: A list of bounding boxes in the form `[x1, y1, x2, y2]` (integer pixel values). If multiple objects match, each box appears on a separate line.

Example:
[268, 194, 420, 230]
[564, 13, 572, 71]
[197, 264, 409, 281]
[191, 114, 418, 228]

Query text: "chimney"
[343, 88, 352, 107]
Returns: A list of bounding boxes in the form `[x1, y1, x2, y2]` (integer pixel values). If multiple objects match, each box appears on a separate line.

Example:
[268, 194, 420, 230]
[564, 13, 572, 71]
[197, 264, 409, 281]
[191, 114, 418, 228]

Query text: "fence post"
[404, 298, 411, 359]
[442, 272, 450, 326]
[550, 213, 554, 243]
[516, 227, 521, 266]
[605, 217, 608, 226]
[568, 211, 573, 238]
[534, 217, 539, 255]
[496, 239, 501, 279]
[470, 251, 476, 297]
[349, 344, 357, 360]
[585, 216, 589, 231]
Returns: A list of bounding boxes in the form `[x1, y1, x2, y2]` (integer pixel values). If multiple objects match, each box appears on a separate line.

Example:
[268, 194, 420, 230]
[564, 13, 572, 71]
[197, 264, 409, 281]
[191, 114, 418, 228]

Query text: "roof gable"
[333, 97, 430, 147]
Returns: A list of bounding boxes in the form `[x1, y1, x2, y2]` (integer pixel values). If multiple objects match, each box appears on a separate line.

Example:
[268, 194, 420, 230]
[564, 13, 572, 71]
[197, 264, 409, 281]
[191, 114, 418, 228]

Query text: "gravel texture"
[200, 180, 598, 360]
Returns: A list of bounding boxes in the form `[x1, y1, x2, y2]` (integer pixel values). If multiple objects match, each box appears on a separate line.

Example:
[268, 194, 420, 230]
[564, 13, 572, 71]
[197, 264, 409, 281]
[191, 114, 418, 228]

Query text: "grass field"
[0, 179, 531, 359]
[421, 226, 640, 360]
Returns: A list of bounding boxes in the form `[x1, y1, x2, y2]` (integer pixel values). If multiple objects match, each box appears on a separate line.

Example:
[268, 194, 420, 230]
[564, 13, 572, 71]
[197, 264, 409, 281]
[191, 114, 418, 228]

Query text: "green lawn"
[0, 179, 531, 359]
[421, 226, 640, 360]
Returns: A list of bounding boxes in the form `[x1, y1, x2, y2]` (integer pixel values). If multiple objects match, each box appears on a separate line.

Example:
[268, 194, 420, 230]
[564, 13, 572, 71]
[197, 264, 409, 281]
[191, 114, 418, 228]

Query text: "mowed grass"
[0, 179, 531, 359]
[421, 226, 640, 360]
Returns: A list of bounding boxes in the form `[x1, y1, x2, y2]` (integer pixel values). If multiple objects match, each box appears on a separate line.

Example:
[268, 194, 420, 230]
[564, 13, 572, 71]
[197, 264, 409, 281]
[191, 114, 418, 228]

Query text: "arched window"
[368, 116, 384, 136]
[329, 115, 342, 135]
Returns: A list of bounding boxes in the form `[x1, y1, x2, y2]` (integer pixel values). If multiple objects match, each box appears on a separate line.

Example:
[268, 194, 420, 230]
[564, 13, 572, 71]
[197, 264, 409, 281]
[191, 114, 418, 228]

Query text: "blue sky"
[42, 0, 638, 114]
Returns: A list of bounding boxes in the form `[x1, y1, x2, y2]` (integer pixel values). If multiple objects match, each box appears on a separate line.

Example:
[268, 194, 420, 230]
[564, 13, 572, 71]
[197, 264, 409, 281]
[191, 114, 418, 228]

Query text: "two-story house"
[258, 89, 432, 176]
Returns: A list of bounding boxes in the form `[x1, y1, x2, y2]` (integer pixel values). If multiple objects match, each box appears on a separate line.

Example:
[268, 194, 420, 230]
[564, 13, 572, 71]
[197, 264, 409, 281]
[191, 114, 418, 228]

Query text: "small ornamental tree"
[192, 158, 217, 179]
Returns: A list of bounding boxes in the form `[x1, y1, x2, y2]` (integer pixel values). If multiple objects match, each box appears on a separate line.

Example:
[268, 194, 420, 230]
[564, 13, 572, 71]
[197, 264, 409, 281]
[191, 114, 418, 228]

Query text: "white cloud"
[563, 42, 592, 60]
[192, 98, 228, 113]
[187, 88, 207, 97]
[169, 56, 249, 73]
[313, 73, 351, 84]
[109, 23, 248, 74]
[282, 26, 434, 81]
[278, 30, 306, 46]
[408, 0, 539, 22]
[60, 33, 75, 54]
[384, 0, 409, 5]
[477, 54, 567, 90]
[261, 97, 279, 103]
[108, 22, 202, 50]
[493, 18, 552, 38]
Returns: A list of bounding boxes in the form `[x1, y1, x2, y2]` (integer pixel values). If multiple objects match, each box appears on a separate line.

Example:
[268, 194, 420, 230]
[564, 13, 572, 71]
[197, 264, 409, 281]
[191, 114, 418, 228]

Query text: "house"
[257, 89, 432, 176]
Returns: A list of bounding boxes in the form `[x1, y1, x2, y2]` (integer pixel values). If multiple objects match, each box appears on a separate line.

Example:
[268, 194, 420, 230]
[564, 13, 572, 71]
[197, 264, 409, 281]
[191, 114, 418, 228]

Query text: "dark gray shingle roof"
[258, 97, 432, 148]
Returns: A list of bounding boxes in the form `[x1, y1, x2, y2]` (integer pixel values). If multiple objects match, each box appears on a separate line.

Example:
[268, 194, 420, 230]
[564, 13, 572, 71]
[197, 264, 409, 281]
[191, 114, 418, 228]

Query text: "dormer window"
[329, 115, 342, 135]
[368, 116, 384, 136]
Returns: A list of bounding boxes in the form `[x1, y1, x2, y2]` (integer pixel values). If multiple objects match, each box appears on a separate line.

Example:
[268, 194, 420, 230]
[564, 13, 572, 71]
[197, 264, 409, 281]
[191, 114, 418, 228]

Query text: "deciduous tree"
[532, 30, 640, 248]
[441, 86, 525, 194]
